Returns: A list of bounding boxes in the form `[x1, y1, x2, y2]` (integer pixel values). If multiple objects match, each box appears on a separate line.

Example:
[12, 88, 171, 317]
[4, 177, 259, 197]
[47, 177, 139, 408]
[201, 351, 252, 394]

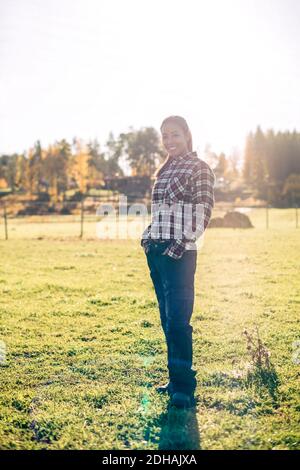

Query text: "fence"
[0, 196, 150, 241]
[0, 197, 299, 240]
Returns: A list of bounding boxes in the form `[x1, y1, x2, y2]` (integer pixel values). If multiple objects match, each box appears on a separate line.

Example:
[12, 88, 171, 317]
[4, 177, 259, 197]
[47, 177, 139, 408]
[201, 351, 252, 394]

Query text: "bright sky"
[1, 0, 300, 165]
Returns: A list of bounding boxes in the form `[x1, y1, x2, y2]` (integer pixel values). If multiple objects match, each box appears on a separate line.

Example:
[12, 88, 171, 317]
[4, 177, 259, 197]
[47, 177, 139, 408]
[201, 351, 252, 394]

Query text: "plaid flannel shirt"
[141, 151, 215, 260]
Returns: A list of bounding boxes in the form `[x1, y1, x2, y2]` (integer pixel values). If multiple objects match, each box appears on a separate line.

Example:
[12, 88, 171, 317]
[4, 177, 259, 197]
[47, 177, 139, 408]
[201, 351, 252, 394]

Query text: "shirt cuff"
[162, 239, 186, 259]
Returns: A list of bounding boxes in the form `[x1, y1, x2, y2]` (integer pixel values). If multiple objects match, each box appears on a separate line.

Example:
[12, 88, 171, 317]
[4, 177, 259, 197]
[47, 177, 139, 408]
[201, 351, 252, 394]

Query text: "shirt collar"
[171, 150, 197, 162]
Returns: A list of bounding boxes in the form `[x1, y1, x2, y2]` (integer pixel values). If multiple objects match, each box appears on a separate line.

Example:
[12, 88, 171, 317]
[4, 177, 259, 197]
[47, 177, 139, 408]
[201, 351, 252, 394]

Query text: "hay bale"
[208, 217, 224, 228]
[208, 211, 253, 228]
[223, 211, 253, 228]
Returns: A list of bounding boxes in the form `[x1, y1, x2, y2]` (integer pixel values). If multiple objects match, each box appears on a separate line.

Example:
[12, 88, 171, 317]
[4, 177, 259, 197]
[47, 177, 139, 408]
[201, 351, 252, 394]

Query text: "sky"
[1, 0, 300, 169]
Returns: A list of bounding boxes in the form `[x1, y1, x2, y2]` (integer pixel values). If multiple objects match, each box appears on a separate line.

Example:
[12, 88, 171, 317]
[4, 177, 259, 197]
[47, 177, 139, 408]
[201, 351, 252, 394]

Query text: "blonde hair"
[154, 115, 193, 178]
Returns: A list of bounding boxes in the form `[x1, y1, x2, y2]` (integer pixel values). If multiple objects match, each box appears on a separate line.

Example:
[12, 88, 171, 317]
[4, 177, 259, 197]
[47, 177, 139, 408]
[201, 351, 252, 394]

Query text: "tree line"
[0, 128, 164, 200]
[243, 126, 300, 205]
[1, 126, 299, 205]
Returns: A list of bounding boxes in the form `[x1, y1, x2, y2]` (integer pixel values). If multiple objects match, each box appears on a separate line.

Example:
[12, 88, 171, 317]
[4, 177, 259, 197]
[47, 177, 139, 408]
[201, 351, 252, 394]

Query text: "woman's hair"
[154, 115, 193, 178]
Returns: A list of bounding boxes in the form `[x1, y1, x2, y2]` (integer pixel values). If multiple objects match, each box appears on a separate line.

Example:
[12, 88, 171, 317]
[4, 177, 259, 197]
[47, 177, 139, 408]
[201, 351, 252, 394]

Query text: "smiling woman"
[141, 115, 216, 409]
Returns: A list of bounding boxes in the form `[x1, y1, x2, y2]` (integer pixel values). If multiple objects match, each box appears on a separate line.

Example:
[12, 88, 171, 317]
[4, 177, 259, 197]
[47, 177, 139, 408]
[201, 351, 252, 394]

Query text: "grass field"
[0, 210, 299, 449]
[1, 207, 299, 240]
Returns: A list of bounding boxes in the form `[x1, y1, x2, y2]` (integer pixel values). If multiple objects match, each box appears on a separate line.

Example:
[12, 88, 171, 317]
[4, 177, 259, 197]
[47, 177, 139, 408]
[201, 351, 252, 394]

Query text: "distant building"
[103, 175, 151, 198]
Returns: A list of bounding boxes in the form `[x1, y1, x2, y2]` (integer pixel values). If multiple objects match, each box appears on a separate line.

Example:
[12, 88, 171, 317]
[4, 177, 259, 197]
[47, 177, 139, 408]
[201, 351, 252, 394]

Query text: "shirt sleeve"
[163, 163, 215, 260]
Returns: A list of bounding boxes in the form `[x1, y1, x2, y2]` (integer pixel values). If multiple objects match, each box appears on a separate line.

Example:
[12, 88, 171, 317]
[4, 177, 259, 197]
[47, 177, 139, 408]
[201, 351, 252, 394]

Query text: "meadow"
[0, 209, 299, 449]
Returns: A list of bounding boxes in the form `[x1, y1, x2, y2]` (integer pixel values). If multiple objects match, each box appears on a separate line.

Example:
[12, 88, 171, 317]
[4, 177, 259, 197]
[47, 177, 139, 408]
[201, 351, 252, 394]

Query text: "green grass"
[0, 212, 299, 449]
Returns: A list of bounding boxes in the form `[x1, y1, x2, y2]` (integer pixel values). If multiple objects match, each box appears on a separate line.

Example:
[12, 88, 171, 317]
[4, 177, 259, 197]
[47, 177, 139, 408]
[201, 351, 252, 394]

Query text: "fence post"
[80, 198, 84, 238]
[266, 205, 269, 229]
[3, 204, 8, 240]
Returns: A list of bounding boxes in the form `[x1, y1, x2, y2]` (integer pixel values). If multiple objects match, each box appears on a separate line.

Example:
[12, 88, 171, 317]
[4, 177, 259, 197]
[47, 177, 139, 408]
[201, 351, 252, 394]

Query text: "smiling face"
[161, 122, 190, 158]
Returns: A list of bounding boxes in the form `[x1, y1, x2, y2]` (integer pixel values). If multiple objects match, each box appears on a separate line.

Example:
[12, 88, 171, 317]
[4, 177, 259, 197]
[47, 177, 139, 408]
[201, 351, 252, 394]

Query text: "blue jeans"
[145, 241, 197, 395]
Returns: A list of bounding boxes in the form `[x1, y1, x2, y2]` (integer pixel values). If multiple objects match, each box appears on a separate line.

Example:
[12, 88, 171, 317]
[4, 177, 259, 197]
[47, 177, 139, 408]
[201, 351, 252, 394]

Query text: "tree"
[282, 173, 300, 205]
[15, 153, 27, 191]
[242, 127, 300, 204]
[243, 127, 268, 197]
[26, 140, 44, 194]
[104, 132, 124, 177]
[0, 154, 19, 191]
[43, 140, 70, 201]
[71, 139, 91, 194]
[214, 153, 228, 180]
[243, 132, 254, 184]
[120, 127, 164, 176]
[227, 147, 240, 180]
[203, 144, 218, 169]
[55, 139, 71, 197]
[252, 126, 268, 196]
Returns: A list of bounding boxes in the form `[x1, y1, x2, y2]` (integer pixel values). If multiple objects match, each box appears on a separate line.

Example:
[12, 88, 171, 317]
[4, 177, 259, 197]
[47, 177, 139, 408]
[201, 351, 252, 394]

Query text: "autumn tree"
[43, 140, 70, 201]
[70, 138, 92, 194]
[26, 140, 44, 195]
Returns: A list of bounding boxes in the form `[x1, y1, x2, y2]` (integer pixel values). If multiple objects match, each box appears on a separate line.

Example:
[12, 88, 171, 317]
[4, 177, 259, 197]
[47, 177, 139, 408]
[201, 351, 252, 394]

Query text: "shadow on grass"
[144, 401, 201, 450]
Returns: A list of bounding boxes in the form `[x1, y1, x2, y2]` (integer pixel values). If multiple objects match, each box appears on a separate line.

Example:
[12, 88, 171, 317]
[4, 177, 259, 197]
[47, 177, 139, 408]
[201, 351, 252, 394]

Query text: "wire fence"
[0, 197, 299, 240]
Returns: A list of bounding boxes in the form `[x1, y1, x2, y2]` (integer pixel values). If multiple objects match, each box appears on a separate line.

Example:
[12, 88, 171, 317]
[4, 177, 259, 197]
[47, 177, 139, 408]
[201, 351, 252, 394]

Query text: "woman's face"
[161, 122, 189, 158]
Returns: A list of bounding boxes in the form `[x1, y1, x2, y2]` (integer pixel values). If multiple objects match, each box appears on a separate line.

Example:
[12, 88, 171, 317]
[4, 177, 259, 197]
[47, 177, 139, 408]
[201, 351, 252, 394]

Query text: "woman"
[141, 115, 215, 408]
